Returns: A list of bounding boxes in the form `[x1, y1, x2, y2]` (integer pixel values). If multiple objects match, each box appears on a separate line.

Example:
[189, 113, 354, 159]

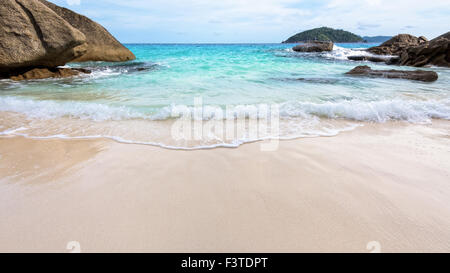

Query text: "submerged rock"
[347, 55, 395, 63]
[38, 0, 135, 62]
[4, 67, 91, 81]
[293, 41, 334, 52]
[0, 0, 87, 73]
[345, 65, 438, 82]
[367, 34, 428, 56]
[295, 77, 340, 84]
[399, 32, 450, 67]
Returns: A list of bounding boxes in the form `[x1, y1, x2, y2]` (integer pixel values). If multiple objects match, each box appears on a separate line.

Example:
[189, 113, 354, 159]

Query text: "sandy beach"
[0, 120, 449, 253]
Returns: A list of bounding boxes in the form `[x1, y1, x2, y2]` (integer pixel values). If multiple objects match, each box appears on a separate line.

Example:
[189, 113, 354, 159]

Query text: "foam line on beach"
[0, 123, 362, 151]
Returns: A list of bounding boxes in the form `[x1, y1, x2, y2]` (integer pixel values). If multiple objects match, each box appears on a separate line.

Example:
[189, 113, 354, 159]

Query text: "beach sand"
[0, 121, 449, 253]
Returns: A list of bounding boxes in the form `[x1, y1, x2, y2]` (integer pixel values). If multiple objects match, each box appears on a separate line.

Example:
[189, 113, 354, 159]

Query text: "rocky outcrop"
[398, 32, 450, 67]
[4, 67, 91, 81]
[347, 55, 397, 63]
[0, 0, 135, 80]
[345, 65, 438, 82]
[293, 41, 334, 52]
[38, 0, 135, 62]
[367, 34, 428, 56]
[0, 0, 87, 73]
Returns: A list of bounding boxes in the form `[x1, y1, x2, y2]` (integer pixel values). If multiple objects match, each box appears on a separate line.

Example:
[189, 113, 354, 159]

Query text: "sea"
[1, 43, 449, 149]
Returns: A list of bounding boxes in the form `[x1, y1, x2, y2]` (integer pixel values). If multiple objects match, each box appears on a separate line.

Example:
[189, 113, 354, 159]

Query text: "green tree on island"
[283, 27, 364, 43]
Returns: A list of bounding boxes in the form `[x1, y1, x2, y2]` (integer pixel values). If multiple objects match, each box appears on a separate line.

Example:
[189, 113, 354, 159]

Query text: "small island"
[283, 27, 364, 43]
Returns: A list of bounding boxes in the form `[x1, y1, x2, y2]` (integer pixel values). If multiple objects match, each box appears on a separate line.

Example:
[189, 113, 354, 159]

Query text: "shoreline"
[1, 121, 449, 252]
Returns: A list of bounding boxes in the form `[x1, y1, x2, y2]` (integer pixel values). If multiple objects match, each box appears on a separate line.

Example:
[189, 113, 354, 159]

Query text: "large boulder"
[345, 65, 438, 82]
[293, 41, 334, 52]
[0, 0, 87, 73]
[399, 32, 450, 67]
[367, 34, 428, 56]
[38, 0, 135, 62]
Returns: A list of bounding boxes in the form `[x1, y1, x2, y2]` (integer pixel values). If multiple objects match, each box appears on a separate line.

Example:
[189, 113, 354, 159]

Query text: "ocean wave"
[69, 61, 164, 80]
[0, 96, 147, 121]
[279, 99, 450, 122]
[1, 96, 449, 123]
[321, 45, 390, 61]
[276, 45, 392, 62]
[155, 99, 450, 123]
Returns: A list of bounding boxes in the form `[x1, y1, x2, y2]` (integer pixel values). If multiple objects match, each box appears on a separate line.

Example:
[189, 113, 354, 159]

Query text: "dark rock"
[367, 34, 428, 56]
[293, 41, 334, 52]
[2, 67, 91, 81]
[399, 32, 450, 67]
[295, 78, 340, 84]
[347, 55, 394, 63]
[347, 56, 366, 61]
[345, 65, 438, 82]
[38, 0, 135, 62]
[418, 36, 428, 43]
[386, 57, 401, 65]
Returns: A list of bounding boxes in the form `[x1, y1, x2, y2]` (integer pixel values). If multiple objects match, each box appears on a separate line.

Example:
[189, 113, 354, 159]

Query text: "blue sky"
[50, 0, 449, 43]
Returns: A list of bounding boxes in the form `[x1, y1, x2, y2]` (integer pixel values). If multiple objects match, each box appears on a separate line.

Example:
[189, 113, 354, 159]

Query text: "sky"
[50, 0, 450, 43]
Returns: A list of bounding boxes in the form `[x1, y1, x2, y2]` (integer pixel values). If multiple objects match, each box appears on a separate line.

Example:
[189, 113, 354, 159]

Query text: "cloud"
[49, 0, 450, 42]
[357, 22, 382, 31]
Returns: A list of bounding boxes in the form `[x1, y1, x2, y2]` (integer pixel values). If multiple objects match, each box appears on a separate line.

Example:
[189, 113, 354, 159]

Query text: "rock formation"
[0, 0, 135, 80]
[345, 65, 438, 82]
[6, 67, 91, 81]
[293, 41, 334, 52]
[37, 0, 135, 62]
[398, 32, 450, 67]
[0, 0, 87, 73]
[367, 34, 428, 56]
[347, 55, 396, 63]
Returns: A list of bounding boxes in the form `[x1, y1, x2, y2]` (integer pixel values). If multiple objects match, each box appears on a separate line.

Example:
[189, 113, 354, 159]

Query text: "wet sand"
[0, 121, 449, 252]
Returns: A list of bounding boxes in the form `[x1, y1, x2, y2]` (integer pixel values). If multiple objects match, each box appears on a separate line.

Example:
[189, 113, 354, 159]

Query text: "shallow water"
[0, 43, 449, 148]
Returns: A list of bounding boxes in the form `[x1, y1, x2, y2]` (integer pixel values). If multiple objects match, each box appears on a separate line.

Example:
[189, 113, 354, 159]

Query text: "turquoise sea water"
[0, 43, 449, 148]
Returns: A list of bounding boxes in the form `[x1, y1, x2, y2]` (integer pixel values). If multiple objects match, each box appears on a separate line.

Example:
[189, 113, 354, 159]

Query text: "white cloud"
[52, 0, 450, 42]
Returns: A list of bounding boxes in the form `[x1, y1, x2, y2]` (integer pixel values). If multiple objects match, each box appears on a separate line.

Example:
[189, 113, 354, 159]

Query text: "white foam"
[1, 96, 449, 123]
[0, 123, 361, 151]
[322, 45, 393, 61]
[153, 99, 450, 123]
[0, 96, 147, 121]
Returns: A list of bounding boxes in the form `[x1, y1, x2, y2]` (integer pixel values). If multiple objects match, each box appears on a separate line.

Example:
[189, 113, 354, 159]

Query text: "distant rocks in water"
[367, 34, 428, 56]
[347, 55, 397, 63]
[293, 41, 334, 52]
[345, 65, 438, 82]
[398, 31, 450, 67]
[0, 0, 135, 80]
[355, 32, 449, 68]
[295, 77, 340, 84]
[38, 0, 135, 62]
[4, 67, 91, 81]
